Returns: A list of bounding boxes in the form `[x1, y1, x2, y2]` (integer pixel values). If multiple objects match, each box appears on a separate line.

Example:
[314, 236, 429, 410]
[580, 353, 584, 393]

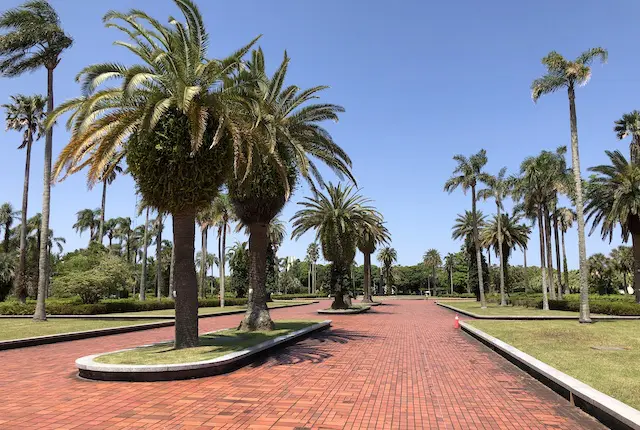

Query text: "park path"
[0, 300, 603, 429]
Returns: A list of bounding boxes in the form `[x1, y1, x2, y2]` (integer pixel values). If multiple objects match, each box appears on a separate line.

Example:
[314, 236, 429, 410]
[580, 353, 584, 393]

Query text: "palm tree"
[423, 249, 441, 295]
[73, 208, 100, 245]
[210, 194, 235, 307]
[452, 211, 486, 242]
[0, 0, 73, 321]
[610, 246, 634, 293]
[0, 203, 16, 253]
[531, 47, 607, 322]
[195, 250, 216, 295]
[115, 217, 133, 264]
[307, 243, 320, 294]
[291, 184, 378, 309]
[444, 253, 455, 295]
[97, 153, 124, 243]
[103, 218, 119, 251]
[47, 2, 259, 348]
[585, 150, 640, 302]
[229, 50, 353, 330]
[154, 212, 164, 299]
[478, 167, 512, 305]
[615, 111, 640, 164]
[196, 205, 215, 299]
[444, 150, 490, 308]
[357, 215, 390, 303]
[139, 207, 150, 301]
[377, 247, 398, 296]
[557, 207, 576, 293]
[3, 94, 46, 302]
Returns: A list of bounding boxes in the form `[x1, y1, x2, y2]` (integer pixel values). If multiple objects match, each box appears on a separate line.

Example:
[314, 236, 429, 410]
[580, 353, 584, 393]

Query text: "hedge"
[0, 297, 248, 315]
[487, 294, 640, 316]
[271, 293, 327, 300]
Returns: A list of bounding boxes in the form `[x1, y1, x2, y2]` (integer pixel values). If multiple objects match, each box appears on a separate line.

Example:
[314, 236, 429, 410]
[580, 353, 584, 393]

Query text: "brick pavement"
[0, 300, 604, 429]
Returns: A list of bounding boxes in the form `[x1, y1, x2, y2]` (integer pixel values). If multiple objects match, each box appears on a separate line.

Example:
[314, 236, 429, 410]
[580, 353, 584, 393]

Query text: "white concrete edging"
[461, 321, 640, 430]
[76, 320, 331, 375]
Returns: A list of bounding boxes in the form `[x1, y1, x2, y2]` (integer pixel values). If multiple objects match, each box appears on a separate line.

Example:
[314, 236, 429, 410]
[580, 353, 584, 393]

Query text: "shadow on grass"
[250, 328, 373, 367]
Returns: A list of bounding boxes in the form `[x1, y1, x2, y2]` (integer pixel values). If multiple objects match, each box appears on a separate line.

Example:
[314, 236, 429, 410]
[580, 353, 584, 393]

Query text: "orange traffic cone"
[454, 314, 460, 329]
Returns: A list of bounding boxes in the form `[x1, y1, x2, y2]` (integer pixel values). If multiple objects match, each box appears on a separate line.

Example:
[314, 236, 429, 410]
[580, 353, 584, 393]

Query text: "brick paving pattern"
[0, 300, 604, 429]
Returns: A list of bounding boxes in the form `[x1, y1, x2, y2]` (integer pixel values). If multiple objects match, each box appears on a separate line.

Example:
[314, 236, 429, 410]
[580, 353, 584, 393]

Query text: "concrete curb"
[437, 302, 640, 320]
[0, 302, 318, 351]
[317, 306, 371, 315]
[0, 320, 175, 351]
[461, 321, 640, 430]
[76, 320, 332, 382]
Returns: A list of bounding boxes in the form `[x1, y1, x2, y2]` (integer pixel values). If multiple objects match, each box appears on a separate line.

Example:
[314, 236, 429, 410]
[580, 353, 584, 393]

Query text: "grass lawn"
[110, 301, 308, 317]
[95, 320, 319, 365]
[469, 320, 640, 409]
[0, 318, 164, 341]
[447, 301, 580, 317]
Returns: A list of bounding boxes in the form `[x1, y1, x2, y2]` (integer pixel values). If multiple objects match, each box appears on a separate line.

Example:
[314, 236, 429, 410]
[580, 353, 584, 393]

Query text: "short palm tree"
[423, 249, 441, 295]
[103, 218, 119, 251]
[357, 215, 390, 303]
[3, 94, 46, 302]
[478, 167, 512, 305]
[377, 247, 398, 296]
[0, 0, 73, 321]
[115, 217, 133, 264]
[615, 111, 640, 164]
[210, 194, 235, 307]
[531, 47, 607, 322]
[444, 149, 490, 308]
[452, 210, 486, 242]
[291, 184, 378, 309]
[585, 150, 640, 302]
[556, 207, 576, 292]
[97, 153, 124, 243]
[73, 208, 100, 246]
[610, 246, 634, 292]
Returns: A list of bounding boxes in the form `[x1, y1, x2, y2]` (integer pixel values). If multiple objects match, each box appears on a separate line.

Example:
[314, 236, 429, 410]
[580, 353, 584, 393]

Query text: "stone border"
[461, 321, 640, 430]
[317, 306, 371, 315]
[0, 302, 318, 351]
[360, 302, 382, 307]
[0, 320, 175, 351]
[76, 320, 331, 382]
[437, 302, 640, 320]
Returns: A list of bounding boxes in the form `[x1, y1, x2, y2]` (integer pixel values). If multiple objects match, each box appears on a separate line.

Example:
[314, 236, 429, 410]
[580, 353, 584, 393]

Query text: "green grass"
[469, 320, 640, 409]
[0, 318, 164, 341]
[109, 301, 308, 317]
[447, 301, 580, 316]
[95, 320, 319, 365]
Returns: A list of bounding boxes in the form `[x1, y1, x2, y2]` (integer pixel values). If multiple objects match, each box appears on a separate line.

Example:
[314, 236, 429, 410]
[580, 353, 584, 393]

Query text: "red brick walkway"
[0, 300, 603, 429]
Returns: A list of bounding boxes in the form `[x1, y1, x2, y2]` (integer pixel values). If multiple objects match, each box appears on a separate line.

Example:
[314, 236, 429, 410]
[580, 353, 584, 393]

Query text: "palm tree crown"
[3, 94, 46, 147]
[452, 211, 485, 241]
[614, 111, 640, 163]
[480, 213, 530, 260]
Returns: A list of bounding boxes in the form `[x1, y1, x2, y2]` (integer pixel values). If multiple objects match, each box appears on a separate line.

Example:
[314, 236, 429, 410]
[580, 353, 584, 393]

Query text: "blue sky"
[0, 0, 636, 268]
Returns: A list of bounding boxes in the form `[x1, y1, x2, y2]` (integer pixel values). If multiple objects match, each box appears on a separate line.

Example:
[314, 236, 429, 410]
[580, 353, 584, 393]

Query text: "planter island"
[317, 305, 371, 315]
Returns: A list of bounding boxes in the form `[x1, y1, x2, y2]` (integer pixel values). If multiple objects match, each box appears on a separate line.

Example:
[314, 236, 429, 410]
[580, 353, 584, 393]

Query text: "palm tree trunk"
[487, 249, 493, 294]
[553, 212, 563, 299]
[169, 241, 175, 299]
[561, 230, 569, 294]
[523, 246, 529, 293]
[497, 205, 507, 306]
[633, 232, 640, 303]
[173, 208, 199, 349]
[239, 222, 275, 331]
[139, 207, 149, 301]
[16, 135, 33, 304]
[220, 222, 227, 307]
[449, 263, 454, 294]
[427, 276, 431, 295]
[537, 209, 550, 310]
[568, 84, 591, 323]
[33, 67, 55, 322]
[156, 213, 163, 299]
[200, 227, 207, 298]
[313, 261, 317, 294]
[362, 252, 373, 303]
[98, 179, 107, 245]
[543, 205, 556, 300]
[471, 185, 486, 308]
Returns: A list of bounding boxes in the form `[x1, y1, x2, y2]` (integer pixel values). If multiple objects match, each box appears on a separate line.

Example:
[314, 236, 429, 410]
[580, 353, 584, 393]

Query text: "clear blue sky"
[0, 0, 636, 268]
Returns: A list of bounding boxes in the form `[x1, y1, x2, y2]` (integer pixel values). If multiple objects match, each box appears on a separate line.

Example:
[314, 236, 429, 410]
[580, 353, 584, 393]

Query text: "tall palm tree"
[154, 212, 164, 299]
[615, 111, 640, 164]
[585, 150, 640, 302]
[291, 184, 378, 309]
[0, 0, 73, 321]
[0, 203, 16, 254]
[556, 207, 576, 293]
[444, 253, 455, 295]
[478, 167, 512, 305]
[139, 207, 150, 301]
[97, 153, 124, 243]
[3, 94, 46, 302]
[423, 249, 441, 295]
[103, 218, 119, 251]
[307, 242, 320, 294]
[358, 215, 390, 303]
[444, 150, 490, 308]
[115, 217, 133, 264]
[377, 247, 398, 296]
[229, 50, 353, 330]
[531, 47, 607, 322]
[210, 194, 235, 307]
[73, 208, 100, 245]
[196, 205, 215, 299]
[47, 1, 259, 348]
